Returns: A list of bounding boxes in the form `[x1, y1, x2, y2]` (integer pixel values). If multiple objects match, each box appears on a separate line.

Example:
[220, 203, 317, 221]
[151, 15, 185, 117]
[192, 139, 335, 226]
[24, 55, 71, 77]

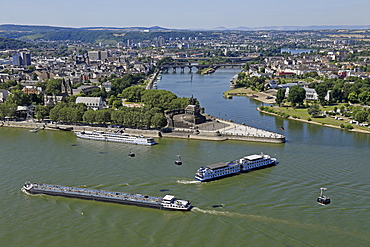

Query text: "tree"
[95, 109, 111, 124]
[35, 105, 49, 121]
[6, 90, 31, 106]
[32, 73, 38, 80]
[330, 87, 343, 103]
[354, 110, 369, 123]
[157, 57, 174, 67]
[358, 91, 370, 105]
[315, 83, 328, 104]
[141, 90, 177, 111]
[111, 109, 126, 125]
[83, 110, 96, 124]
[307, 103, 321, 117]
[151, 113, 167, 128]
[275, 88, 286, 106]
[121, 86, 145, 102]
[0, 102, 17, 118]
[348, 92, 358, 103]
[26, 65, 36, 72]
[45, 79, 62, 95]
[169, 97, 192, 110]
[287, 86, 306, 107]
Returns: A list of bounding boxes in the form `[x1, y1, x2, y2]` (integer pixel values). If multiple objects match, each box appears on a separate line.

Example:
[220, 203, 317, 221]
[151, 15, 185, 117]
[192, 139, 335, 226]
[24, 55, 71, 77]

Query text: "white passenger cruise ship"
[195, 153, 276, 182]
[75, 130, 156, 145]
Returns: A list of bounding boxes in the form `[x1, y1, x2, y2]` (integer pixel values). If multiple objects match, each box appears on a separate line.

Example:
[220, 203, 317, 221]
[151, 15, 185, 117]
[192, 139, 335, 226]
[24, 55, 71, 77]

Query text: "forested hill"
[0, 37, 34, 50]
[0, 24, 201, 44]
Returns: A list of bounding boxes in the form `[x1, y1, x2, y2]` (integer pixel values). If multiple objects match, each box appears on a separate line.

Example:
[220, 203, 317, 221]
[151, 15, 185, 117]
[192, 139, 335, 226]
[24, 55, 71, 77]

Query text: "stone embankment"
[2, 116, 285, 143]
[1, 121, 162, 137]
[162, 113, 285, 143]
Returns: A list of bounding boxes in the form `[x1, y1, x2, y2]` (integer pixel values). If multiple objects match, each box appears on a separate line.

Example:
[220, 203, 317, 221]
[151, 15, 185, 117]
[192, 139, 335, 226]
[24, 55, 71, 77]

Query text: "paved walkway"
[172, 114, 284, 139]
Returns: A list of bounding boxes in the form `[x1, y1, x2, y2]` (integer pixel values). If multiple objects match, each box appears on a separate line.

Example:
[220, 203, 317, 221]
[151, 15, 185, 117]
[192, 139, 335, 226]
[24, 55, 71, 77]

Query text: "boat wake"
[191, 207, 359, 237]
[192, 207, 237, 216]
[176, 180, 201, 184]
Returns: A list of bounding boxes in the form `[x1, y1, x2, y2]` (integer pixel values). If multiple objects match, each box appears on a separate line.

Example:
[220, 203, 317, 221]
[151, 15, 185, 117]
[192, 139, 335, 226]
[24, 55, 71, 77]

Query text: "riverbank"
[224, 87, 370, 134]
[257, 108, 370, 134]
[224, 87, 277, 104]
[1, 116, 286, 143]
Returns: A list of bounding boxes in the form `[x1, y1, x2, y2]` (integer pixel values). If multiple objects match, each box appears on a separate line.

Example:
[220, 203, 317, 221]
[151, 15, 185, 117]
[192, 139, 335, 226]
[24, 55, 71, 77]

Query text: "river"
[1, 68, 370, 246]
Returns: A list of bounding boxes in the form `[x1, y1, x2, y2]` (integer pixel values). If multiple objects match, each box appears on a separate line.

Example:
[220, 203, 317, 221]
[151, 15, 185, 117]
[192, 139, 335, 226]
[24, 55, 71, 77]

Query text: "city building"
[76, 96, 104, 110]
[12, 52, 31, 66]
[88, 51, 101, 61]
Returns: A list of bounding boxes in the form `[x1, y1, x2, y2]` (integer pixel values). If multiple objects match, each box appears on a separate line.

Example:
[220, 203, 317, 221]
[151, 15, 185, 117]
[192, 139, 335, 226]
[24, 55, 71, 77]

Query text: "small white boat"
[29, 128, 39, 133]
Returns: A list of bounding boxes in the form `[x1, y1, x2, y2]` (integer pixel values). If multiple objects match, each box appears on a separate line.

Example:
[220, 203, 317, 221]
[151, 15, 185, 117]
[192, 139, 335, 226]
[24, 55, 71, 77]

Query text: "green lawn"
[261, 104, 370, 133]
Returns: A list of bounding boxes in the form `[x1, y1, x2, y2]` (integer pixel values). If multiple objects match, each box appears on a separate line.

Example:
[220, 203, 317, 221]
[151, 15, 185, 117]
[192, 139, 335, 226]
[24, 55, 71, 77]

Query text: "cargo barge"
[22, 182, 192, 211]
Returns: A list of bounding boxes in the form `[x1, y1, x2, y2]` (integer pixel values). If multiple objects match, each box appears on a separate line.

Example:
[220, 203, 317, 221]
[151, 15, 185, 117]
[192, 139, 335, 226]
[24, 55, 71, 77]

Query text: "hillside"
[0, 37, 34, 50]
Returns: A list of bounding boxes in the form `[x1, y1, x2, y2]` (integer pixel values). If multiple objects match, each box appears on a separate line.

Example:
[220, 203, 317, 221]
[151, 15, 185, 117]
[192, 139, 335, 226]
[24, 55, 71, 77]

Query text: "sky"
[1, 0, 370, 29]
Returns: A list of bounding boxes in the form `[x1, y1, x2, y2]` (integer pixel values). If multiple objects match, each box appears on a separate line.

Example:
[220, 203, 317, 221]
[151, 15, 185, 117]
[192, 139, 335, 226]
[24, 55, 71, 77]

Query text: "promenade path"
[170, 114, 285, 143]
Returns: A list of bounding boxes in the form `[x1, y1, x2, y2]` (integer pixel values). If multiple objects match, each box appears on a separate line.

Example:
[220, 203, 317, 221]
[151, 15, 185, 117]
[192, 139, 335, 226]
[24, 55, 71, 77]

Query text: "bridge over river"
[161, 62, 247, 73]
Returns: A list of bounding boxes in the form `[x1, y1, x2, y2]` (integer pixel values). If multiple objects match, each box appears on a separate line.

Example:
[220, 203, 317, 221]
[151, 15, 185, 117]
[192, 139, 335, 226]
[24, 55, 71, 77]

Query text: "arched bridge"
[160, 62, 247, 73]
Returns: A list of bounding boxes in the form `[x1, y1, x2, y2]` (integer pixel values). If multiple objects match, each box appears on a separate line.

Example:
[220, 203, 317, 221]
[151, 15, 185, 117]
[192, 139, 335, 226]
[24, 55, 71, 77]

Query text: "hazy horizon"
[1, 0, 369, 30]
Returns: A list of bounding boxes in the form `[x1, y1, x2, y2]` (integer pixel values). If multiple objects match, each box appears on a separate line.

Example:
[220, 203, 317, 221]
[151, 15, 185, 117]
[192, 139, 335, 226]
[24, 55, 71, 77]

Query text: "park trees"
[110, 73, 145, 96]
[354, 110, 369, 123]
[315, 83, 328, 104]
[121, 86, 145, 102]
[307, 103, 321, 117]
[45, 79, 62, 95]
[330, 86, 343, 103]
[6, 90, 31, 106]
[157, 57, 174, 67]
[141, 90, 177, 111]
[358, 91, 370, 105]
[34, 105, 50, 121]
[83, 109, 96, 124]
[49, 102, 86, 123]
[95, 109, 111, 125]
[275, 88, 286, 106]
[287, 85, 306, 107]
[0, 102, 17, 118]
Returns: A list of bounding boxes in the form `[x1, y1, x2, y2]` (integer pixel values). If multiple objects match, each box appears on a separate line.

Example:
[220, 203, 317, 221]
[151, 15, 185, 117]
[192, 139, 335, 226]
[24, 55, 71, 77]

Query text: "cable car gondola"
[175, 155, 182, 165]
[317, 187, 331, 205]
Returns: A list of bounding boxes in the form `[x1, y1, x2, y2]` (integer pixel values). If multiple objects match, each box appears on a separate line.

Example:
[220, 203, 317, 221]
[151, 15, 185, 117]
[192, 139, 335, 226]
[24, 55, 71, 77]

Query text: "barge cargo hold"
[22, 182, 192, 211]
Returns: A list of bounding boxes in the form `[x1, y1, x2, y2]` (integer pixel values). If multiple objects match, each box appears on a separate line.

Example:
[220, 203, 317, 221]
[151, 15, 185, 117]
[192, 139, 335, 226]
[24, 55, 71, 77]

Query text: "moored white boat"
[75, 130, 156, 145]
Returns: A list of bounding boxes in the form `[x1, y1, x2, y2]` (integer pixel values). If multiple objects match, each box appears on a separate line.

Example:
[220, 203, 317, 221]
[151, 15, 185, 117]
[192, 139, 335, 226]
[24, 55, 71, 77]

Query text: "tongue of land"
[225, 88, 277, 104]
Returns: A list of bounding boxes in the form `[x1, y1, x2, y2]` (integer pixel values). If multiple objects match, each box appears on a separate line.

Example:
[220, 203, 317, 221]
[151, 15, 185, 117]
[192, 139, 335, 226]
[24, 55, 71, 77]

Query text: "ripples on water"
[1, 69, 370, 246]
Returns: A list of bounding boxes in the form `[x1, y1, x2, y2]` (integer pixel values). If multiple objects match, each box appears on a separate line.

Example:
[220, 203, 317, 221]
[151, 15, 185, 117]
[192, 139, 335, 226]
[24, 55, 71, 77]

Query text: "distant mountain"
[1, 24, 370, 44]
[231, 25, 370, 31]
[80, 26, 170, 32]
[234, 26, 253, 30]
[0, 24, 74, 32]
[1, 24, 370, 34]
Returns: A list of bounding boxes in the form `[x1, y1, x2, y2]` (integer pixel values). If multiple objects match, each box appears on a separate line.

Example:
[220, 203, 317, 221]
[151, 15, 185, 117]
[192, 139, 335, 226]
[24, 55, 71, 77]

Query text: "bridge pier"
[181, 67, 185, 73]
[172, 67, 176, 73]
